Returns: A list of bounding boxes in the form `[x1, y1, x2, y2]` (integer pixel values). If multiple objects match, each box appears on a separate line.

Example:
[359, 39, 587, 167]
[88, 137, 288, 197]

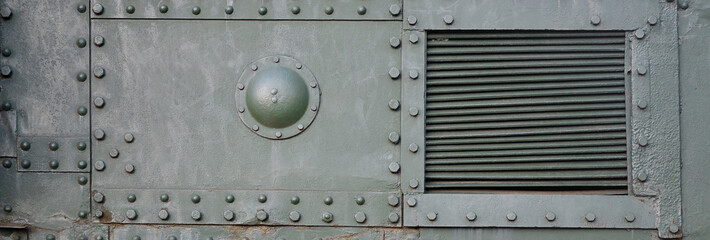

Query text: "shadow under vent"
[424, 30, 629, 194]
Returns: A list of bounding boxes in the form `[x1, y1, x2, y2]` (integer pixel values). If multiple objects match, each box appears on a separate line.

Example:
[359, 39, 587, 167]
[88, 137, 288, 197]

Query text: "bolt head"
[109, 148, 120, 158]
[94, 210, 104, 218]
[20, 159, 31, 169]
[322, 211, 334, 223]
[324, 196, 333, 205]
[1, 65, 12, 77]
[388, 162, 401, 173]
[258, 7, 268, 15]
[256, 210, 269, 221]
[585, 213, 596, 222]
[77, 4, 87, 13]
[409, 34, 419, 44]
[637, 171, 649, 182]
[0, 7, 11, 19]
[545, 212, 556, 221]
[409, 179, 419, 189]
[389, 67, 401, 79]
[94, 129, 106, 140]
[355, 196, 365, 205]
[291, 196, 300, 205]
[126, 5, 135, 14]
[506, 212, 517, 221]
[223, 210, 235, 221]
[426, 212, 437, 221]
[355, 211, 367, 223]
[159, 209, 169, 220]
[637, 66, 648, 75]
[258, 194, 267, 203]
[634, 29, 645, 39]
[94, 160, 105, 171]
[647, 16, 658, 25]
[389, 37, 401, 48]
[637, 100, 648, 109]
[291, 6, 300, 14]
[388, 132, 400, 144]
[191, 194, 201, 203]
[591, 15, 601, 25]
[48, 160, 59, 169]
[387, 195, 400, 207]
[159, 5, 169, 13]
[94, 193, 105, 203]
[126, 209, 137, 220]
[124, 133, 135, 143]
[127, 194, 137, 202]
[192, 6, 201, 15]
[408, 143, 419, 153]
[94, 36, 105, 46]
[406, 197, 417, 207]
[669, 223, 680, 234]
[388, 212, 400, 223]
[357, 6, 367, 15]
[92, 4, 104, 15]
[94, 67, 105, 78]
[625, 213, 636, 222]
[407, 15, 418, 25]
[225, 6, 234, 14]
[443, 15, 454, 25]
[388, 99, 400, 110]
[409, 107, 419, 117]
[638, 136, 648, 147]
[191, 210, 201, 220]
[466, 212, 477, 221]
[225, 194, 235, 203]
[289, 211, 301, 222]
[94, 97, 105, 108]
[389, 4, 402, 16]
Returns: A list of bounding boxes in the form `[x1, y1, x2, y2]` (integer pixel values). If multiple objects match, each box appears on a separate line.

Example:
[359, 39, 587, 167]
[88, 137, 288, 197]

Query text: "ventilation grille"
[424, 30, 629, 194]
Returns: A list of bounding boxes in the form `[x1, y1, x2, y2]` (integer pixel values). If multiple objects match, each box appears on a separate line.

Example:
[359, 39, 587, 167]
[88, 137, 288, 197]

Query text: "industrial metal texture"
[1, 0, 708, 239]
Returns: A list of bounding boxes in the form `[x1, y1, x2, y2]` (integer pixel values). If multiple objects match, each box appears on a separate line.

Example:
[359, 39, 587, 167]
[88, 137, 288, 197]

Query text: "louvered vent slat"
[424, 30, 629, 194]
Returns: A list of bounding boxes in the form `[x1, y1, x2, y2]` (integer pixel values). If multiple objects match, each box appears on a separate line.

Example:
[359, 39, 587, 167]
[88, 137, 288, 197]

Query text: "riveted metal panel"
[420, 228, 654, 240]
[90, 0, 403, 21]
[403, 0, 659, 31]
[401, 30, 426, 195]
[16, 137, 90, 172]
[0, 0, 90, 137]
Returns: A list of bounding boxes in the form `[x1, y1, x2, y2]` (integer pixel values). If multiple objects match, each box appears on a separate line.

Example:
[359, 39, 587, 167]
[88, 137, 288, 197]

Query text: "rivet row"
[90, 3, 402, 17]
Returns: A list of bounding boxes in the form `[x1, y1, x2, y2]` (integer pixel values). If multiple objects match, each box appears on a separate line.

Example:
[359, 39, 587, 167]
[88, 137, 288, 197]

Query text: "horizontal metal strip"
[427, 102, 626, 117]
[427, 45, 625, 55]
[427, 38, 626, 47]
[427, 52, 626, 63]
[427, 80, 625, 95]
[424, 179, 628, 189]
[427, 58, 624, 71]
[426, 72, 624, 86]
[426, 169, 628, 180]
[426, 109, 625, 124]
[427, 31, 627, 39]
[425, 117, 626, 131]
[426, 87, 625, 102]
[427, 66, 624, 79]
[425, 160, 627, 172]
[425, 145, 628, 159]
[426, 139, 627, 152]
[426, 124, 626, 139]
[426, 153, 627, 165]
[426, 95, 625, 110]
[425, 132, 626, 145]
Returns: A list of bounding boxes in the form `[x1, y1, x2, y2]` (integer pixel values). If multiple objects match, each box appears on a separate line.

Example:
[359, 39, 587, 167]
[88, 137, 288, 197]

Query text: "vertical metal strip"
[401, 30, 426, 197]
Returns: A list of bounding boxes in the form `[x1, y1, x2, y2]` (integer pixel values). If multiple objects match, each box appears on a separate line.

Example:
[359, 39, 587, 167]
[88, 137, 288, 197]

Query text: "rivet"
[272, 57, 280, 63]
[408, 143, 419, 153]
[388, 162, 400, 173]
[355, 211, 367, 223]
[3, 205, 12, 213]
[355, 196, 365, 205]
[388, 99, 400, 111]
[238, 107, 245, 113]
[126, 209, 137, 220]
[297, 124, 304, 131]
[426, 212, 437, 221]
[322, 211, 334, 223]
[1, 48, 11, 57]
[625, 213, 636, 222]
[638, 135, 648, 147]
[275, 131, 282, 138]
[2, 159, 11, 168]
[409, 178, 419, 189]
[78, 210, 88, 219]
[389, 37, 401, 48]
[679, 2, 689, 10]
[78, 176, 88, 185]
[93, 193, 105, 203]
[256, 210, 269, 221]
[289, 211, 301, 222]
[49, 141, 59, 151]
[123, 133, 135, 143]
[78, 106, 88, 116]
[443, 15, 454, 25]
[635, 99, 648, 109]
[94, 97, 105, 108]
[0, 8, 11, 19]
[409, 107, 419, 117]
[46, 234, 56, 240]
[669, 223, 680, 234]
[585, 213, 596, 222]
[108, 148, 119, 158]
[406, 197, 417, 207]
[92, 3, 104, 15]
[506, 212, 517, 221]
[637, 66, 647, 75]
[94, 36, 105, 47]
[637, 171, 648, 182]
[223, 210, 235, 221]
[0, 101, 10, 111]
[94, 129, 106, 140]
[545, 212, 556, 221]
[409, 34, 419, 44]
[94, 210, 104, 218]
[77, 160, 88, 169]
[310, 105, 318, 111]
[271, 96, 278, 103]
[407, 16, 418, 25]
[357, 6, 367, 15]
[251, 64, 258, 71]
[159, 209, 169, 220]
[192, 194, 201, 203]
[324, 6, 334, 15]
[94, 160, 105, 171]
[225, 6, 234, 14]
[127, 194, 137, 202]
[237, 83, 245, 90]
[648, 16, 658, 25]
[191, 210, 201, 220]
[296, 63, 303, 69]
[20, 140, 31, 151]
[77, 142, 87, 151]
[226, 194, 235, 203]
[389, 67, 401, 79]
[387, 195, 400, 207]
[77, 38, 87, 48]
[258, 7, 268, 15]
[0, 65, 11, 77]
[389, 4, 402, 16]
[159, 5, 169, 14]
[76, 72, 88, 82]
[309, 81, 317, 88]
[49, 160, 59, 169]
[126, 5, 135, 14]
[160, 194, 169, 202]
[94, 67, 105, 78]
[252, 125, 259, 131]
[192, 6, 201, 15]
[634, 29, 645, 39]
[291, 196, 300, 205]
[77, 4, 87, 13]
[323, 196, 333, 205]
[291, 6, 301, 15]
[466, 212, 477, 221]
[388, 212, 400, 223]
[125, 163, 135, 173]
[591, 15, 601, 25]
[20, 159, 31, 169]
[258, 194, 267, 203]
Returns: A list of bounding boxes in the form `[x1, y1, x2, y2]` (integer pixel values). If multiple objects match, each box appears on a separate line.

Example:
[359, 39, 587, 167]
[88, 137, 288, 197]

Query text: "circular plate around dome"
[236, 56, 321, 140]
